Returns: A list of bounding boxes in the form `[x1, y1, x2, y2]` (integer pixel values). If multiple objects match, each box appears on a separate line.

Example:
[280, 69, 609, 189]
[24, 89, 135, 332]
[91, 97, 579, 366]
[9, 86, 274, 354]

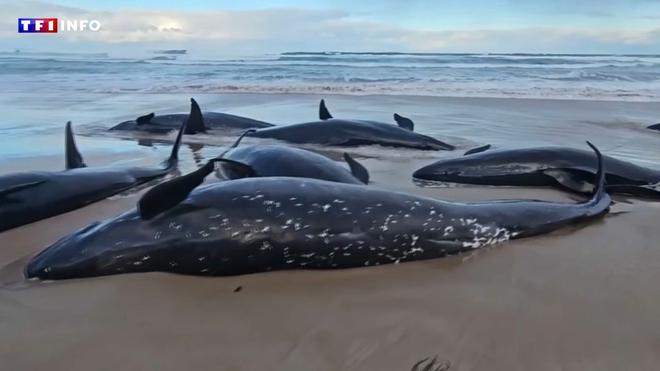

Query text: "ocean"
[0, 51, 659, 164]
[2, 51, 660, 101]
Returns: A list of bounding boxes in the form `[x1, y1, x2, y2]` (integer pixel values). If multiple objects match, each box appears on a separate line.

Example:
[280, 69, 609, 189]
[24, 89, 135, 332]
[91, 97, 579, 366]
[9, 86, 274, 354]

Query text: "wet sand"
[1, 94, 660, 370]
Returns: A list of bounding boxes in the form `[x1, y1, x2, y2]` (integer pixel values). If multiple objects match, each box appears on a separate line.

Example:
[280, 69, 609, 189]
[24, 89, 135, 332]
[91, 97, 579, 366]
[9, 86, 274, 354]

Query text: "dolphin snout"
[25, 221, 102, 280]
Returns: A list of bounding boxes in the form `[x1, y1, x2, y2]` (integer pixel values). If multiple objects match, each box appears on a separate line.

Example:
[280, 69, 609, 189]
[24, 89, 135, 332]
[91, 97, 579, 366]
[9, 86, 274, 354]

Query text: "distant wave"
[1, 52, 659, 101]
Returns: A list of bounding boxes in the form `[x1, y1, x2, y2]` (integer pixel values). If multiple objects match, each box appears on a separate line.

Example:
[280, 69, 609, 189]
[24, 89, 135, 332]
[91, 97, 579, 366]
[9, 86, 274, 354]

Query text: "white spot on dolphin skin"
[322, 204, 331, 212]
[260, 241, 273, 251]
[199, 230, 211, 238]
[231, 231, 240, 238]
[295, 203, 303, 207]
[409, 247, 424, 254]
[198, 257, 206, 262]
[154, 231, 162, 240]
[411, 235, 419, 246]
[289, 197, 297, 201]
[200, 268, 209, 273]
[169, 261, 178, 267]
[142, 256, 151, 261]
[300, 252, 315, 258]
[209, 214, 222, 219]
[443, 226, 454, 236]
[305, 234, 315, 240]
[132, 261, 143, 266]
[260, 226, 271, 233]
[429, 210, 436, 215]
[332, 199, 345, 204]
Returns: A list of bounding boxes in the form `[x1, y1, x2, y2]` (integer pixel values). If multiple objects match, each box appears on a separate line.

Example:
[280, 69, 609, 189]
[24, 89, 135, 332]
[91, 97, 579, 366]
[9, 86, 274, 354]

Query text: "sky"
[2, 0, 660, 55]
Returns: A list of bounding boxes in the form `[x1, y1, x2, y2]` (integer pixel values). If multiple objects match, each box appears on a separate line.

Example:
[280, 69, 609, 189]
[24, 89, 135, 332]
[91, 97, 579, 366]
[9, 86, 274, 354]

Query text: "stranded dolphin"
[216, 130, 369, 184]
[413, 145, 660, 198]
[0, 120, 185, 233]
[25, 142, 609, 280]
[246, 100, 454, 151]
[110, 98, 273, 134]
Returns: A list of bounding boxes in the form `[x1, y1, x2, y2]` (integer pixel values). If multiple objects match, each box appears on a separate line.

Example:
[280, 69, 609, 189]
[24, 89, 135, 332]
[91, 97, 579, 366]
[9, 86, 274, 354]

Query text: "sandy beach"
[2, 94, 660, 370]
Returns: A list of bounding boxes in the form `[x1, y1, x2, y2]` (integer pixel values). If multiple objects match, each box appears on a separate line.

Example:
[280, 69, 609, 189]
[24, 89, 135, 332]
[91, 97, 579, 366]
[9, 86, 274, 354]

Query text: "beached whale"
[110, 98, 273, 134]
[25, 142, 609, 280]
[413, 145, 660, 198]
[246, 100, 454, 150]
[0, 120, 185, 233]
[217, 129, 369, 184]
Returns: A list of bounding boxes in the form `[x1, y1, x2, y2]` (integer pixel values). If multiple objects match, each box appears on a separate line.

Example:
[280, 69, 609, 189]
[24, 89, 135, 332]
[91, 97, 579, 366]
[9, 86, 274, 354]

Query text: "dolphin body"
[25, 143, 609, 280]
[216, 130, 369, 185]
[246, 100, 454, 151]
[413, 145, 660, 198]
[0, 119, 185, 233]
[110, 98, 273, 134]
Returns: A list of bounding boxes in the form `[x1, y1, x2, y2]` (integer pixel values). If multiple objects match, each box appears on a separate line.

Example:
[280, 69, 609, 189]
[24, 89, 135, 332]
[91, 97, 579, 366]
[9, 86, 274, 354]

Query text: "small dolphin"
[0, 120, 185, 233]
[110, 98, 273, 134]
[413, 145, 660, 198]
[247, 100, 454, 150]
[216, 130, 369, 184]
[25, 142, 609, 280]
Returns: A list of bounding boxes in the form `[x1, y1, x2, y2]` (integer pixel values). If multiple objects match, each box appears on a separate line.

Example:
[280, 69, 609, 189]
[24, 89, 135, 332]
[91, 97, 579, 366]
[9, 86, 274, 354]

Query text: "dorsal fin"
[137, 158, 256, 220]
[393, 113, 414, 131]
[230, 129, 257, 149]
[343, 153, 370, 184]
[185, 98, 206, 134]
[218, 129, 257, 158]
[319, 99, 333, 120]
[464, 144, 491, 156]
[162, 117, 186, 169]
[136, 112, 154, 125]
[64, 121, 86, 169]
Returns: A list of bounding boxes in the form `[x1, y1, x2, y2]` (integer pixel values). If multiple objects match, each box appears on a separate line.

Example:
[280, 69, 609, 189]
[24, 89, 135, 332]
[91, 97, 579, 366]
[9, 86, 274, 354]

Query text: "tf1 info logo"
[18, 18, 101, 33]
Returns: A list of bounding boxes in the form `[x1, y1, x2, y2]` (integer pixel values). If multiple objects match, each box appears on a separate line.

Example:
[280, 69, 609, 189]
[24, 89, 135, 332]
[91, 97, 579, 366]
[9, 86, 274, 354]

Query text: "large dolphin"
[110, 98, 273, 134]
[246, 100, 454, 150]
[0, 120, 185, 233]
[25, 142, 609, 280]
[217, 130, 369, 184]
[413, 145, 660, 198]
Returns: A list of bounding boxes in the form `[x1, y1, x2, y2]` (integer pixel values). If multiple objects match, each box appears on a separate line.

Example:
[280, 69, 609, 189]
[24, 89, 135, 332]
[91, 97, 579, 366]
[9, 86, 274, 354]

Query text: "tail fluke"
[65, 122, 86, 170]
[586, 141, 605, 202]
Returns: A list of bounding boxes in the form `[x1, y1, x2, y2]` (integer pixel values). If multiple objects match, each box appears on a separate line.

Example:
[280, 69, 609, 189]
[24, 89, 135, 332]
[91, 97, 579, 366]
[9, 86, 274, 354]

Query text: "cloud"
[2, 0, 660, 54]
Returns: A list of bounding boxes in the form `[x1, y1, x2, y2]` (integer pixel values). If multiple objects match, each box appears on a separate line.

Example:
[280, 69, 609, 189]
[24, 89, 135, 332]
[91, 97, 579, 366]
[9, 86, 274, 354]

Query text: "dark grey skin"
[25, 143, 609, 280]
[110, 98, 272, 134]
[0, 120, 184, 233]
[218, 130, 369, 184]
[648, 123, 660, 131]
[413, 146, 660, 198]
[247, 100, 454, 151]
